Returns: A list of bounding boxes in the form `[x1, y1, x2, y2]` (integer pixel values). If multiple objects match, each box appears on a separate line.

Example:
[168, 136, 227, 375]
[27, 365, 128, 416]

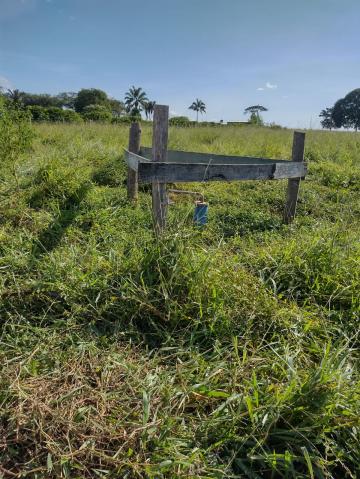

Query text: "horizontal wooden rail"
[124, 150, 307, 183]
[140, 146, 292, 165]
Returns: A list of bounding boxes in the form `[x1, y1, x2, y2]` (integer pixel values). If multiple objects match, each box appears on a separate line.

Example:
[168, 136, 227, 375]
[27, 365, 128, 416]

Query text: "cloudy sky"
[0, 0, 359, 127]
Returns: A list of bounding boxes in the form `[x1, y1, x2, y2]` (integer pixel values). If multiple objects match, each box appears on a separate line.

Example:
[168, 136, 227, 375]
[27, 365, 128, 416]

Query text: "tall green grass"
[0, 123, 359, 478]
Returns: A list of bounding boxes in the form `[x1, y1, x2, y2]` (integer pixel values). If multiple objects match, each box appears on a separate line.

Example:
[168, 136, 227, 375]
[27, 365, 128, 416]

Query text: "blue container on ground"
[193, 201, 208, 226]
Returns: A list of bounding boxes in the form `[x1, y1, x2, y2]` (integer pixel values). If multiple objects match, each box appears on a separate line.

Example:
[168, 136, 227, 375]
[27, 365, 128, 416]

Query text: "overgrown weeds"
[0, 123, 359, 478]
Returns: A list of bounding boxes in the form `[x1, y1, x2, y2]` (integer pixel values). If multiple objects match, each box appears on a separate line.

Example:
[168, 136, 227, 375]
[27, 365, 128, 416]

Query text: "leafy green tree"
[108, 98, 126, 117]
[331, 99, 347, 128]
[82, 104, 112, 122]
[188, 99, 206, 122]
[326, 90, 360, 130]
[74, 88, 109, 113]
[21, 92, 60, 108]
[341, 89, 360, 131]
[244, 105, 268, 125]
[56, 92, 77, 109]
[124, 86, 148, 116]
[144, 100, 156, 120]
[319, 108, 335, 130]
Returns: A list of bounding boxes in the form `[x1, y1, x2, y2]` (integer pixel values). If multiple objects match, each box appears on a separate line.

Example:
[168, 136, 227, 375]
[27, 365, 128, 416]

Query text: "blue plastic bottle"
[193, 201, 208, 226]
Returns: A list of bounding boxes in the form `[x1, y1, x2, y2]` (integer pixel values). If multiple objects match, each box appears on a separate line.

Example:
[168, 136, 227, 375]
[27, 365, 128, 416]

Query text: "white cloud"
[266, 82, 277, 89]
[256, 82, 278, 91]
[0, 75, 13, 90]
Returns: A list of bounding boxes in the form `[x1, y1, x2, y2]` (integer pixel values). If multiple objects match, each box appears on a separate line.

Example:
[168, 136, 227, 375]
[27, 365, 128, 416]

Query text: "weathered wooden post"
[127, 121, 141, 201]
[152, 105, 169, 233]
[283, 131, 306, 224]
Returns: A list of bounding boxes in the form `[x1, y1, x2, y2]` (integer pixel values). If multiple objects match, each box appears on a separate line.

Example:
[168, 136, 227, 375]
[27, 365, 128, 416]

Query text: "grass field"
[0, 123, 359, 478]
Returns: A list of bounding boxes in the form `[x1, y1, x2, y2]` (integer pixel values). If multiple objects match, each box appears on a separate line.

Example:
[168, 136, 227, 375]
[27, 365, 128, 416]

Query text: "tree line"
[1, 85, 269, 126]
[0, 86, 158, 124]
[320, 88, 360, 131]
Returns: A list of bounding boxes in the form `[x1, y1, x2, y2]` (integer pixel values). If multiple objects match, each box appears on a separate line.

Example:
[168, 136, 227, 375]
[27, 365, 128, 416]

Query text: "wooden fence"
[125, 105, 307, 233]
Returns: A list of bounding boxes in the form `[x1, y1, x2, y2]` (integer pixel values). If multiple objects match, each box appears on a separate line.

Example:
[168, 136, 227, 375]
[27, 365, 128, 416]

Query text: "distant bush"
[82, 104, 112, 122]
[199, 121, 220, 127]
[225, 121, 250, 127]
[27, 106, 82, 123]
[111, 116, 133, 124]
[169, 116, 192, 127]
[268, 122, 284, 129]
[27, 105, 50, 122]
[61, 109, 83, 123]
[46, 107, 68, 122]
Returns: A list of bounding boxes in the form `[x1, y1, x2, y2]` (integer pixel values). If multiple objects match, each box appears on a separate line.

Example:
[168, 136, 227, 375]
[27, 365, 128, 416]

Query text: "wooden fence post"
[283, 131, 305, 224]
[152, 105, 169, 233]
[127, 121, 141, 201]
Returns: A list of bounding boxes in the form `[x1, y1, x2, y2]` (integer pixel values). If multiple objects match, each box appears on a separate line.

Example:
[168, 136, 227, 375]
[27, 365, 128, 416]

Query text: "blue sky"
[0, 0, 359, 127]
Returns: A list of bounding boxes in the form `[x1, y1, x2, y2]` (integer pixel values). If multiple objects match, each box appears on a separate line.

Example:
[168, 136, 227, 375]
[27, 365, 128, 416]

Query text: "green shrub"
[169, 116, 192, 127]
[268, 122, 284, 129]
[27, 106, 82, 123]
[82, 104, 112, 122]
[27, 105, 50, 122]
[45, 107, 67, 122]
[200, 121, 220, 127]
[61, 109, 83, 123]
[111, 115, 133, 124]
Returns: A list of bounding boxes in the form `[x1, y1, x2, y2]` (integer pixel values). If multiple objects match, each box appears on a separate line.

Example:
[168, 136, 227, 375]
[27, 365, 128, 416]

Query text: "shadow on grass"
[0, 183, 91, 324]
[31, 182, 91, 259]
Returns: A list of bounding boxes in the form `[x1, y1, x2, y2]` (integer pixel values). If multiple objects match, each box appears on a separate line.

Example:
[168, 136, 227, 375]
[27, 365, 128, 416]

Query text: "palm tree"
[189, 99, 206, 122]
[6, 89, 24, 106]
[244, 105, 268, 124]
[124, 86, 148, 117]
[144, 100, 156, 120]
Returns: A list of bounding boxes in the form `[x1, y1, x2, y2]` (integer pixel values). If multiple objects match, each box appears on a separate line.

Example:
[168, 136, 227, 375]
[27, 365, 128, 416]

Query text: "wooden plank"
[138, 161, 306, 184]
[140, 146, 291, 165]
[124, 150, 307, 182]
[273, 161, 307, 179]
[125, 150, 151, 171]
[283, 131, 306, 224]
[127, 122, 141, 201]
[152, 105, 169, 233]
